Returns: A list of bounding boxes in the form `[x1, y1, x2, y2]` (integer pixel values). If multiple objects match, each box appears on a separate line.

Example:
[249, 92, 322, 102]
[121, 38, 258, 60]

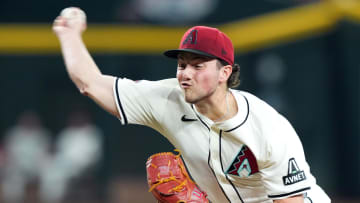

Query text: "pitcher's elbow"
[79, 87, 88, 96]
[70, 76, 90, 96]
[79, 84, 90, 96]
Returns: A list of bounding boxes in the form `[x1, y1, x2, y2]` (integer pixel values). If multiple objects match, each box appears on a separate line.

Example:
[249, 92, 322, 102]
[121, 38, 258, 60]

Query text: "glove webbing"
[148, 149, 194, 193]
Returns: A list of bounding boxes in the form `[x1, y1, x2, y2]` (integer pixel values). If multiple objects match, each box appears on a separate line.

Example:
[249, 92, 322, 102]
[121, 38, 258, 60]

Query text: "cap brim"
[164, 49, 216, 59]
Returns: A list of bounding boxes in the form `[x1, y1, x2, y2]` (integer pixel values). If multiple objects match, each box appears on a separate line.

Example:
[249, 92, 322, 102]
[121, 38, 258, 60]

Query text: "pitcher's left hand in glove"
[146, 150, 209, 203]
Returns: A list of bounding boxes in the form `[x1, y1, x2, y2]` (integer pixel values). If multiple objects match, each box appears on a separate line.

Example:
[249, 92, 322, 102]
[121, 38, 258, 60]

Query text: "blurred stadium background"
[0, 0, 359, 202]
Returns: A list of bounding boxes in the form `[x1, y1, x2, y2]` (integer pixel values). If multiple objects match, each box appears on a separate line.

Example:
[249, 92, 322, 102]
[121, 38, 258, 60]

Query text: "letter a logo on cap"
[182, 29, 198, 45]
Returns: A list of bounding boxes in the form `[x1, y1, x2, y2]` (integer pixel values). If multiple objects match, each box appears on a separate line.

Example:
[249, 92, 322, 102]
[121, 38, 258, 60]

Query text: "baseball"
[60, 7, 86, 25]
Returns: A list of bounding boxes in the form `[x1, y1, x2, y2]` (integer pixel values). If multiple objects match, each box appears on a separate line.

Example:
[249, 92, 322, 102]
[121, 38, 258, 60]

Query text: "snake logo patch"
[225, 145, 259, 177]
[283, 158, 306, 185]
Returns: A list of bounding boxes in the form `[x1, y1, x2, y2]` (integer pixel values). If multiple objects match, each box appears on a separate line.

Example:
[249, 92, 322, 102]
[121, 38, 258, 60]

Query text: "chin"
[185, 98, 196, 104]
[183, 94, 195, 104]
[184, 95, 201, 104]
[183, 90, 203, 104]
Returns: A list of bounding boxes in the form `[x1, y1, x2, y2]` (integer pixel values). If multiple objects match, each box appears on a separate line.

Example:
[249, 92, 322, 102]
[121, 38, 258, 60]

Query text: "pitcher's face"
[176, 53, 221, 104]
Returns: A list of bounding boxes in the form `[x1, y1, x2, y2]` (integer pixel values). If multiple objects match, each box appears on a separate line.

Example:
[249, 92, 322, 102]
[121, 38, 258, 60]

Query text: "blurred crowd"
[0, 110, 103, 203]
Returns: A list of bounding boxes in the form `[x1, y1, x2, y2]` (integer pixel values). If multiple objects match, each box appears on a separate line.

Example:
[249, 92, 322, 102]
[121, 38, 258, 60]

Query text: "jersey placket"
[209, 126, 243, 203]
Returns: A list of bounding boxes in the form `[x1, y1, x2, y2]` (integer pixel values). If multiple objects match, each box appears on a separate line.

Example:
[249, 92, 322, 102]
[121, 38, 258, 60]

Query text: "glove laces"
[148, 149, 194, 193]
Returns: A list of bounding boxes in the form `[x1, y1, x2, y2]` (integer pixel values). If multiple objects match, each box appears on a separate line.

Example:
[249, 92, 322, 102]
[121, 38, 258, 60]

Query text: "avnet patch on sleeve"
[282, 158, 306, 186]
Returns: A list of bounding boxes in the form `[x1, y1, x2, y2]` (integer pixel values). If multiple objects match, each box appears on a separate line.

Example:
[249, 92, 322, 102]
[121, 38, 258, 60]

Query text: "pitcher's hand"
[53, 7, 87, 38]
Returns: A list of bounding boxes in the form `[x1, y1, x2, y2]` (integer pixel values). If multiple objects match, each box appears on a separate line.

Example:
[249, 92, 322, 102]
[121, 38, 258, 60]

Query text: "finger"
[53, 16, 66, 27]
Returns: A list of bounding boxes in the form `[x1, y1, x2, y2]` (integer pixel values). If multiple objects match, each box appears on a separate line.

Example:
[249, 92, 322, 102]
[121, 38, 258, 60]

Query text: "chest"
[160, 103, 272, 202]
[208, 125, 267, 183]
[166, 116, 266, 180]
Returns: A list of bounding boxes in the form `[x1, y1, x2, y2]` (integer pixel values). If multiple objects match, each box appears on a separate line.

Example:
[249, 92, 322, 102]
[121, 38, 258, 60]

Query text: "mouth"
[180, 82, 191, 89]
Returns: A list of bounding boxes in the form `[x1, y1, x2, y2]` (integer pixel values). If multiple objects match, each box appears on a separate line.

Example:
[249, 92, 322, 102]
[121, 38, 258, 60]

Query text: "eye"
[177, 63, 186, 70]
[194, 63, 204, 69]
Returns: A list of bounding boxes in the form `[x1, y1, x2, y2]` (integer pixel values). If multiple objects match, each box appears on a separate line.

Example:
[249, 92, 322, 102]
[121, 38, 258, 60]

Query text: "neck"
[195, 88, 236, 122]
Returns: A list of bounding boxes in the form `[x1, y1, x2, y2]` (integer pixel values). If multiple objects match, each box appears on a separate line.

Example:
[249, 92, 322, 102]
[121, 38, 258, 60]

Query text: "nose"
[179, 65, 194, 80]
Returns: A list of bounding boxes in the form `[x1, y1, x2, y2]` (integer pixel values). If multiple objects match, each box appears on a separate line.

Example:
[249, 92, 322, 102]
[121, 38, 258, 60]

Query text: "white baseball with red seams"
[60, 7, 86, 26]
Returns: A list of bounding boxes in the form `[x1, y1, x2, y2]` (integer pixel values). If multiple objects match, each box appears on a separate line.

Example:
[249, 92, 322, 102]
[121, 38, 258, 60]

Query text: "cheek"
[176, 70, 182, 80]
[196, 71, 219, 90]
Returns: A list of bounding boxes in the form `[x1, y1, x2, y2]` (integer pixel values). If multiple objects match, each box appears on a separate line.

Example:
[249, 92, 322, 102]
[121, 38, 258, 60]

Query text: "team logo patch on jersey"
[225, 145, 259, 178]
[283, 158, 306, 185]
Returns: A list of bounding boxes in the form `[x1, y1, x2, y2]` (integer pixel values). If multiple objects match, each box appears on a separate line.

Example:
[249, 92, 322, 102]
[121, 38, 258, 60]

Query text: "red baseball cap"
[164, 26, 234, 65]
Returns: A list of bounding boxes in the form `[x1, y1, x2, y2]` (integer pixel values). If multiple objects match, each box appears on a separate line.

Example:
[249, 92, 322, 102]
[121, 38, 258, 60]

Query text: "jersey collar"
[191, 89, 249, 132]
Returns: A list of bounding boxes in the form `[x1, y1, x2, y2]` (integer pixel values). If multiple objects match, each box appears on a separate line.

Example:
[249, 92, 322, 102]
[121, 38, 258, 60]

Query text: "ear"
[219, 65, 232, 83]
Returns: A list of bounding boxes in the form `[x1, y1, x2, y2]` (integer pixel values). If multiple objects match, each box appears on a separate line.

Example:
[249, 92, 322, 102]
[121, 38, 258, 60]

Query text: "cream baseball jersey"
[113, 78, 330, 203]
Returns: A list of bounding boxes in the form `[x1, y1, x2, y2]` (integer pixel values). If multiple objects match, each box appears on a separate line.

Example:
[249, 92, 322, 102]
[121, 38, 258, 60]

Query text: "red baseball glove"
[146, 150, 209, 203]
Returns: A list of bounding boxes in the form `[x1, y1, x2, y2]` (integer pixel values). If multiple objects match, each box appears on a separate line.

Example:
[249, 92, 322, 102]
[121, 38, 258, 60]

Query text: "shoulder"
[232, 90, 278, 115]
[232, 90, 295, 140]
[235, 90, 300, 147]
[118, 77, 178, 87]
[116, 78, 180, 95]
[147, 78, 182, 97]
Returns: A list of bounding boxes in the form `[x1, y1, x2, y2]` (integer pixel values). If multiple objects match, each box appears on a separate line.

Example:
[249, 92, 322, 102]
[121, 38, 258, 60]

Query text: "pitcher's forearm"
[59, 33, 101, 93]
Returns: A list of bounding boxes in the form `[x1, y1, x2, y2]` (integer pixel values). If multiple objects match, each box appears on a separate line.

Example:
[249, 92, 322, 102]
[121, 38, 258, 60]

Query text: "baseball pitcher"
[53, 7, 331, 203]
